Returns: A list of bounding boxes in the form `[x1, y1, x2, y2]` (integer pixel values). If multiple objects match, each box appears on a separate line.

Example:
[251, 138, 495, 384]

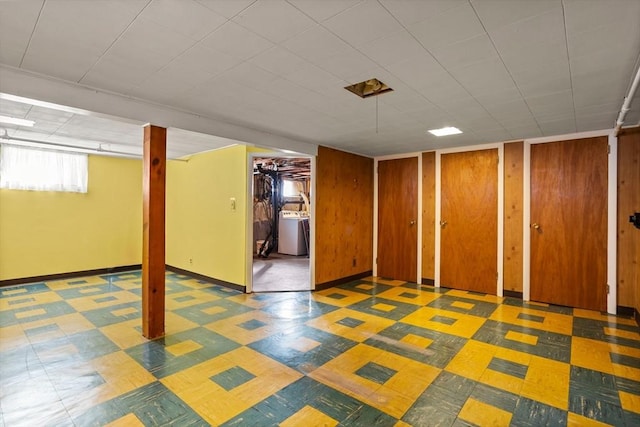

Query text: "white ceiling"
[0, 0, 639, 158]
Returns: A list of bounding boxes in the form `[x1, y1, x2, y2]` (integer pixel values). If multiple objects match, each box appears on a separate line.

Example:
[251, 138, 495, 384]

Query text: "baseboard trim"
[315, 270, 373, 291]
[0, 265, 142, 288]
[504, 290, 524, 299]
[165, 265, 245, 293]
[421, 278, 435, 285]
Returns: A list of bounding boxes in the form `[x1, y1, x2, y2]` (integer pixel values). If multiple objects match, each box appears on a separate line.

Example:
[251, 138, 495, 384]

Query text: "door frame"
[373, 152, 422, 283]
[523, 129, 617, 313]
[245, 151, 316, 293]
[434, 143, 505, 296]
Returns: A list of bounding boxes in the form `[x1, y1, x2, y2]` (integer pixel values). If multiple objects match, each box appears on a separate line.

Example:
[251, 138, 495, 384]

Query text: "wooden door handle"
[440, 220, 447, 227]
[409, 220, 416, 226]
[531, 223, 540, 230]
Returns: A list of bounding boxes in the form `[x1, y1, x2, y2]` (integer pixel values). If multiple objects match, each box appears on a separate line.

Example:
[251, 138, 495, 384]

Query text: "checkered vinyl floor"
[1, 271, 639, 426]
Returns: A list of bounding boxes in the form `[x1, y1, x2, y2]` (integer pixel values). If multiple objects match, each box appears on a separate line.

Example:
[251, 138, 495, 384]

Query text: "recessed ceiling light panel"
[344, 78, 393, 98]
[0, 115, 35, 127]
[428, 126, 462, 136]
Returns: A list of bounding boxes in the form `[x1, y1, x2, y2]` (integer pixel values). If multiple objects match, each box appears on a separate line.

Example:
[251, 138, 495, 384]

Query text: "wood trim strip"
[0, 265, 142, 288]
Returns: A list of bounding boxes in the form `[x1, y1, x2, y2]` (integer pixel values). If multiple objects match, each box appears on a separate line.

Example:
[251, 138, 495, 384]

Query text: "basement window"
[283, 179, 303, 198]
[0, 145, 88, 193]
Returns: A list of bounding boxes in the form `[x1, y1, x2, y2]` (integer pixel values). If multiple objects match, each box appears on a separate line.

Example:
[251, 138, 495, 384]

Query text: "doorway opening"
[251, 156, 311, 292]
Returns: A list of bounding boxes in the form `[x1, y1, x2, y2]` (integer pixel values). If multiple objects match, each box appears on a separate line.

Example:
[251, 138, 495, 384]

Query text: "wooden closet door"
[378, 157, 418, 282]
[441, 149, 498, 294]
[530, 137, 608, 311]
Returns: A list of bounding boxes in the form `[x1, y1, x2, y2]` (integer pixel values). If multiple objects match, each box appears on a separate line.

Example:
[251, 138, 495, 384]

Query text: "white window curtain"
[0, 145, 88, 193]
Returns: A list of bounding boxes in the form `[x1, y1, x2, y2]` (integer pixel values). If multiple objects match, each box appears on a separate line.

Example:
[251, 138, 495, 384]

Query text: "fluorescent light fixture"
[0, 115, 35, 127]
[428, 126, 462, 137]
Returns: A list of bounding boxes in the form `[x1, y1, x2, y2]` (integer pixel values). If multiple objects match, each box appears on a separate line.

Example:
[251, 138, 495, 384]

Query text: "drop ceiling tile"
[81, 48, 171, 93]
[214, 61, 279, 91]
[142, 0, 227, 41]
[379, 0, 465, 27]
[112, 17, 196, 58]
[323, 0, 403, 47]
[563, 0, 640, 36]
[471, 128, 514, 143]
[283, 25, 352, 62]
[0, 0, 43, 66]
[379, 89, 433, 114]
[195, 0, 256, 19]
[430, 34, 499, 70]
[386, 53, 449, 89]
[470, 0, 560, 31]
[287, 0, 363, 22]
[525, 90, 574, 116]
[233, 0, 316, 43]
[488, 8, 566, 54]
[0, 99, 32, 117]
[576, 113, 615, 132]
[408, 3, 485, 51]
[315, 50, 379, 81]
[171, 44, 242, 77]
[449, 57, 516, 98]
[250, 46, 311, 77]
[475, 86, 524, 107]
[21, 0, 147, 81]
[358, 30, 428, 67]
[567, 24, 640, 60]
[200, 21, 274, 60]
[504, 124, 543, 140]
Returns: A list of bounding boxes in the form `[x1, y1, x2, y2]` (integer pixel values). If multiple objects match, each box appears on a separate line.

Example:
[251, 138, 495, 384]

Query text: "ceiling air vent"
[344, 78, 393, 98]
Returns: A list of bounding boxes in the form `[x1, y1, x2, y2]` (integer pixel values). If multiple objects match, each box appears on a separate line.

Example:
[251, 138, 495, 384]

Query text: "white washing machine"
[278, 210, 309, 255]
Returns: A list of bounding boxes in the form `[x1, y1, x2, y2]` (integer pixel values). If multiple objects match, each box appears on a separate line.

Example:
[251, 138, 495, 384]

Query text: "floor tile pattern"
[1, 271, 639, 426]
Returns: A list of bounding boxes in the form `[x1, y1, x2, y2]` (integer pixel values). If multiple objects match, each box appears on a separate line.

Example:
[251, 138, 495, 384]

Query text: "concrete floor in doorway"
[252, 253, 310, 292]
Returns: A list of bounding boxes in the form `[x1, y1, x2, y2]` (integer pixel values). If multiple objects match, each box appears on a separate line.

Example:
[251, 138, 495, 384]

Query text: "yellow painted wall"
[166, 145, 247, 286]
[0, 155, 142, 280]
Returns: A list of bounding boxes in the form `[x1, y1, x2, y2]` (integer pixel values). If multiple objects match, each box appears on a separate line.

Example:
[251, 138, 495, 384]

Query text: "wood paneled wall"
[617, 128, 640, 312]
[421, 152, 436, 282]
[504, 142, 524, 292]
[315, 146, 374, 285]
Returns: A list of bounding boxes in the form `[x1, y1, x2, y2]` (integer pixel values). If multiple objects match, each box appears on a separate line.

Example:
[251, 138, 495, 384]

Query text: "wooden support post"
[142, 124, 166, 339]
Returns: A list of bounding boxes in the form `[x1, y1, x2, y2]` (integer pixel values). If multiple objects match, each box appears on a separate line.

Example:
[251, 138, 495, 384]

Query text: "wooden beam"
[142, 124, 166, 339]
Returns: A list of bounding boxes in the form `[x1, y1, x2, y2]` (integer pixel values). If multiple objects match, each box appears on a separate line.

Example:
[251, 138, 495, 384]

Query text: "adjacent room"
[1, 1, 639, 426]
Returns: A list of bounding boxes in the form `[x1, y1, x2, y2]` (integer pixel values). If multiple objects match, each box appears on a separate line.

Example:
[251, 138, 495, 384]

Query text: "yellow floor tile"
[305, 308, 395, 343]
[445, 340, 496, 381]
[604, 326, 640, 341]
[313, 288, 371, 307]
[0, 324, 29, 352]
[0, 291, 64, 311]
[162, 347, 302, 425]
[521, 356, 570, 410]
[371, 303, 396, 312]
[376, 286, 442, 306]
[400, 333, 433, 349]
[310, 344, 439, 419]
[401, 307, 486, 339]
[280, 405, 339, 427]
[66, 291, 140, 312]
[505, 330, 538, 346]
[166, 339, 203, 357]
[490, 305, 573, 335]
[104, 413, 145, 427]
[458, 398, 512, 426]
[567, 412, 612, 426]
[15, 308, 46, 319]
[619, 390, 640, 414]
[573, 308, 638, 326]
[64, 352, 156, 418]
[204, 310, 282, 345]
